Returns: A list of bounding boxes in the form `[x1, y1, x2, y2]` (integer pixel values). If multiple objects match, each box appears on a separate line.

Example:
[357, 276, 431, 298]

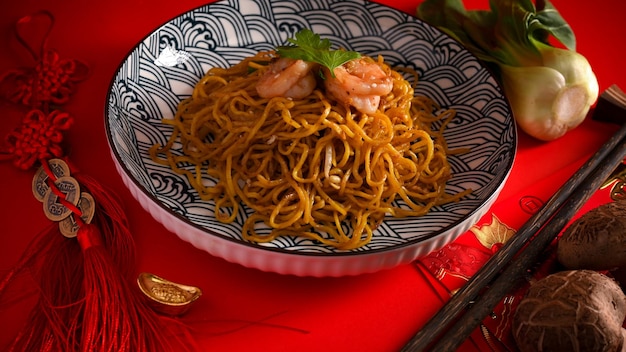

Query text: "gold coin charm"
[137, 272, 202, 316]
[59, 192, 96, 238]
[32, 158, 71, 202]
[42, 176, 80, 222]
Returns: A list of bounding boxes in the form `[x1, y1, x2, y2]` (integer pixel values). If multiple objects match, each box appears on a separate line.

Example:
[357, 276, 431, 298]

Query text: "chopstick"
[401, 85, 626, 352]
[426, 132, 626, 351]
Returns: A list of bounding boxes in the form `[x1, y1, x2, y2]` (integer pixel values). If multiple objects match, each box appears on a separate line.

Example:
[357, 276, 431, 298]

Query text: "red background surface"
[1, 0, 625, 351]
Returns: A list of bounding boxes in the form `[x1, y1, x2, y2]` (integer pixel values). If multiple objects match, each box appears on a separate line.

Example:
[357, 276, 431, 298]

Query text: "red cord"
[40, 158, 83, 217]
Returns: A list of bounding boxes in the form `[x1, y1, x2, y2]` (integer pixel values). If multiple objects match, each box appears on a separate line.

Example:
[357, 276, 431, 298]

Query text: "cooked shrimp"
[324, 57, 393, 114]
[256, 57, 317, 99]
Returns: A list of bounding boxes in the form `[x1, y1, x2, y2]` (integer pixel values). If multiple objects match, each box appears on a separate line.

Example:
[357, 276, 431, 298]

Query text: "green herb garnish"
[276, 29, 361, 76]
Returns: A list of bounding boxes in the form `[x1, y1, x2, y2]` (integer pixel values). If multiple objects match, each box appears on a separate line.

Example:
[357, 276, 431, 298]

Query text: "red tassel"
[1, 162, 195, 351]
[73, 171, 136, 278]
[1, 224, 84, 351]
[69, 166, 196, 351]
[76, 224, 192, 352]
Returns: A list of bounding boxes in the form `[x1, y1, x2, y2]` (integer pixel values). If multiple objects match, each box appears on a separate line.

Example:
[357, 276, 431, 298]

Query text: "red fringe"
[78, 224, 195, 352]
[1, 224, 83, 351]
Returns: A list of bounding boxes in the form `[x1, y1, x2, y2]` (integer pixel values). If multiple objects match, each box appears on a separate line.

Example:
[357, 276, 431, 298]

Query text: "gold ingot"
[137, 272, 202, 316]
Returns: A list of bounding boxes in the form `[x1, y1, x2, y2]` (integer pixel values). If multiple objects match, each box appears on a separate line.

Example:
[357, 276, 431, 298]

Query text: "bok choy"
[417, 0, 599, 141]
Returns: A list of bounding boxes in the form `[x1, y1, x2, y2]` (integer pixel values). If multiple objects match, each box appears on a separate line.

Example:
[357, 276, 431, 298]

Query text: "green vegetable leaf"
[416, 0, 576, 67]
[276, 29, 361, 76]
[530, 0, 575, 50]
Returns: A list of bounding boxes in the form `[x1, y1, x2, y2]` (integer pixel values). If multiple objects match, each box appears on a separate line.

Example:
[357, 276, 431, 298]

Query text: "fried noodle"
[150, 51, 470, 250]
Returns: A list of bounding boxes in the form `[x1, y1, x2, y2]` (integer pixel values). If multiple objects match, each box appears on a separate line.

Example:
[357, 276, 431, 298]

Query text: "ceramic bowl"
[105, 0, 516, 277]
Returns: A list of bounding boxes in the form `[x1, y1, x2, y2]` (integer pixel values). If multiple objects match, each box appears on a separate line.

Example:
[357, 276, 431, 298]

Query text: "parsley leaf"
[276, 29, 361, 77]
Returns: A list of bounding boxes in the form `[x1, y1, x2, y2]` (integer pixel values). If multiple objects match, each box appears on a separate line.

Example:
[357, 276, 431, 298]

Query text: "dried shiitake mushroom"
[512, 270, 626, 352]
[557, 201, 626, 270]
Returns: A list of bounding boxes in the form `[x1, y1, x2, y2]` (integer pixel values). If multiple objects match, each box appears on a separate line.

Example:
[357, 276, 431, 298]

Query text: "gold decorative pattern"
[471, 213, 516, 249]
[601, 162, 626, 201]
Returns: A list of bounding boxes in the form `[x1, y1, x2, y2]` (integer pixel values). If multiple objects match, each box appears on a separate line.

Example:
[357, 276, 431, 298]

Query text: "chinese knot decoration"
[0, 10, 193, 352]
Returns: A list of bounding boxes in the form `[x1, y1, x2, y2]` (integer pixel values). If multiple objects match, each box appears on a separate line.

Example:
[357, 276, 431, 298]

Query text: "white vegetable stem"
[500, 46, 599, 141]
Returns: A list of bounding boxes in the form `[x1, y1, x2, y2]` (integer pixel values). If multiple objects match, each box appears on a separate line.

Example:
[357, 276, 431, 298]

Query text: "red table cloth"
[1, 0, 625, 351]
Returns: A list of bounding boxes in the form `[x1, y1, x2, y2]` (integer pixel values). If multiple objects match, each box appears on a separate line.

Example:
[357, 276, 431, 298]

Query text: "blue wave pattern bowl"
[106, 0, 516, 277]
